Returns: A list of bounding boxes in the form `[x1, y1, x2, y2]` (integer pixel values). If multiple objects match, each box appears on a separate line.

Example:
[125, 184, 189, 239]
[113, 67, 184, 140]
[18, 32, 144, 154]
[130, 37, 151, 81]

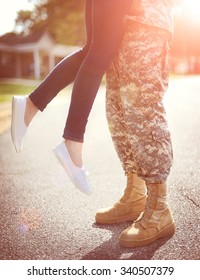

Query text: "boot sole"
[95, 211, 142, 224]
[119, 222, 175, 247]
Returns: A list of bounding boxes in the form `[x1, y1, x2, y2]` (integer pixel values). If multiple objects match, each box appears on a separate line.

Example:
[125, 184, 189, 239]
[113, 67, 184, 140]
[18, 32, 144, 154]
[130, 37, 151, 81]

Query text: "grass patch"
[0, 83, 36, 103]
[0, 82, 73, 103]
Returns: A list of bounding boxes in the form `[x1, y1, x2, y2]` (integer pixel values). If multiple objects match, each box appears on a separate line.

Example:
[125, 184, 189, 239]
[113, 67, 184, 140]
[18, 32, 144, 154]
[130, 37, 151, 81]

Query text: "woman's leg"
[63, 0, 132, 143]
[25, 0, 93, 125]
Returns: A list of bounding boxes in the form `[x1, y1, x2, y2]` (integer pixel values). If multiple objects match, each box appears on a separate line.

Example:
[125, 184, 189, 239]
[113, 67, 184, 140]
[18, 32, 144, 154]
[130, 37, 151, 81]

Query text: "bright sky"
[175, 0, 200, 22]
[0, 0, 34, 35]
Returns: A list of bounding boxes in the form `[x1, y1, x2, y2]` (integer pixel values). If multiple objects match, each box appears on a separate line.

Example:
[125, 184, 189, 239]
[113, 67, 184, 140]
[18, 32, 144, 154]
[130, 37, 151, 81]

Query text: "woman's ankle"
[64, 139, 83, 168]
[24, 97, 38, 126]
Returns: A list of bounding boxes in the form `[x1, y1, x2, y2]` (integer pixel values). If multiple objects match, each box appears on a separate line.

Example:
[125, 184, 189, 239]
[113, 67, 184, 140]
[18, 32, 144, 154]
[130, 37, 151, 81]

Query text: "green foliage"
[15, 0, 85, 45]
[0, 83, 35, 95]
[0, 82, 71, 103]
[0, 84, 35, 103]
[14, 0, 200, 59]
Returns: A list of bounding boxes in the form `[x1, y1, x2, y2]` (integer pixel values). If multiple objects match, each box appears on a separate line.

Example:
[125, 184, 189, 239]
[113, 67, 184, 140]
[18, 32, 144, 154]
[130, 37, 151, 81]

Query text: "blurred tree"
[15, 10, 33, 33]
[15, 0, 85, 46]
[14, 0, 200, 73]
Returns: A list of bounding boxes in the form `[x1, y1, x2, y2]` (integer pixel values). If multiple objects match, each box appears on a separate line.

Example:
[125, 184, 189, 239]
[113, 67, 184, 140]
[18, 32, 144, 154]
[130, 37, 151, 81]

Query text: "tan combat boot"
[119, 183, 175, 247]
[95, 173, 146, 224]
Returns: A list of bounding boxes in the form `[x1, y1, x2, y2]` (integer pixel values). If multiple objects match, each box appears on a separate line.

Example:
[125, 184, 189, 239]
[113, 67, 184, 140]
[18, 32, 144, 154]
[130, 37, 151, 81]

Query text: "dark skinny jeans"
[29, 0, 131, 142]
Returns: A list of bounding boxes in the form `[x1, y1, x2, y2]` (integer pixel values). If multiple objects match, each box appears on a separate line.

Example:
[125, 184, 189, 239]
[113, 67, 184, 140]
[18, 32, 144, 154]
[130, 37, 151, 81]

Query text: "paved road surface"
[0, 77, 200, 260]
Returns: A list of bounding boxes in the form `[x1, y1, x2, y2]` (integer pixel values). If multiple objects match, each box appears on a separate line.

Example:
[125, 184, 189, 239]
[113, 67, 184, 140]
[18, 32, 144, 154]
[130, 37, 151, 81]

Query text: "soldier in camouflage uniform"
[96, 0, 176, 247]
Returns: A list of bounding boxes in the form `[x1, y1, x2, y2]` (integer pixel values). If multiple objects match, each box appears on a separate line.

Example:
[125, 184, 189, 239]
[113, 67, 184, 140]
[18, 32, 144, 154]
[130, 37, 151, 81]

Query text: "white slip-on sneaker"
[53, 142, 92, 195]
[11, 96, 28, 153]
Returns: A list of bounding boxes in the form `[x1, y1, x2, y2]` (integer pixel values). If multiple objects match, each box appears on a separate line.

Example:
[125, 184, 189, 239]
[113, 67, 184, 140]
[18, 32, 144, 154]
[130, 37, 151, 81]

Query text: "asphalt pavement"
[0, 77, 200, 260]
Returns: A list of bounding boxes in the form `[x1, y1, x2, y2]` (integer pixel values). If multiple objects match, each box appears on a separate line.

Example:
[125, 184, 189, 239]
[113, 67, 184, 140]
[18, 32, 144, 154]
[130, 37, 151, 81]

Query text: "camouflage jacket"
[125, 0, 174, 35]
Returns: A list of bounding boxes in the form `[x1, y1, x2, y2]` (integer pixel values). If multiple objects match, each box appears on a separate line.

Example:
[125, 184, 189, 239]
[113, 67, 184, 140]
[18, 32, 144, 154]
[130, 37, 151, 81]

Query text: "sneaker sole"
[11, 97, 25, 153]
[119, 222, 175, 247]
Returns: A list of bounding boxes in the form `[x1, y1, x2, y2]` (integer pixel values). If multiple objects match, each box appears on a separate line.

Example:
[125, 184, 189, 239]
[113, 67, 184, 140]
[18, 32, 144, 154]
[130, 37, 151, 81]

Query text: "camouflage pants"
[106, 23, 173, 183]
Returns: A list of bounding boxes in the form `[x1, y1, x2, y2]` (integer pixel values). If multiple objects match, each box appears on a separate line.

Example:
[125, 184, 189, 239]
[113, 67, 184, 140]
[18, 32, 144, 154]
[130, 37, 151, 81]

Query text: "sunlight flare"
[178, 0, 200, 22]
